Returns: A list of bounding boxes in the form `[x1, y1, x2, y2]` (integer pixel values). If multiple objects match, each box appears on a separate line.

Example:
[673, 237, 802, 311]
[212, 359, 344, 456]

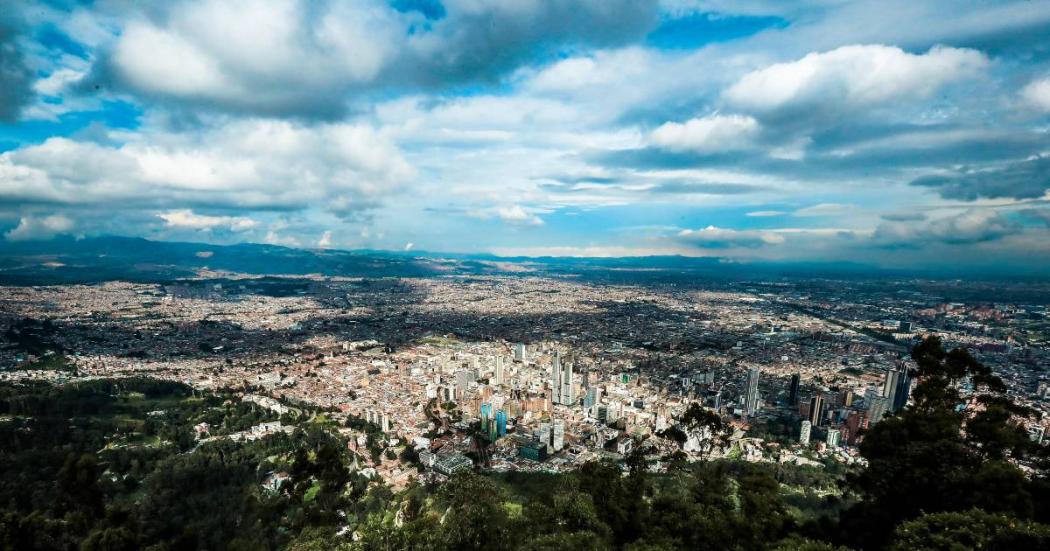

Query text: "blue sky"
[1, 0, 1049, 272]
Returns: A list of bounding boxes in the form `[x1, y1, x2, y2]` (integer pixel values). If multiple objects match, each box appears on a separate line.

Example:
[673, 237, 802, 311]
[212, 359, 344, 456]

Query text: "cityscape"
[1, 0, 1049, 549]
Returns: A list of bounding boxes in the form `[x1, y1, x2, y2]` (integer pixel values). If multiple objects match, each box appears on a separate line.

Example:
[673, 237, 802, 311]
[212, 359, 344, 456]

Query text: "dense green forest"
[1, 336, 1049, 550]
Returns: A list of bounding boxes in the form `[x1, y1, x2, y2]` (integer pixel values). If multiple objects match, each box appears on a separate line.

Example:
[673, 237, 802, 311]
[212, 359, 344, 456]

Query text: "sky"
[1, 0, 1049, 273]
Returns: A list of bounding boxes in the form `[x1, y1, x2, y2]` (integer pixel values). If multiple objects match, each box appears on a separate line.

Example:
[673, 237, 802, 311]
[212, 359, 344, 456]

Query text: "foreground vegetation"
[1, 336, 1048, 550]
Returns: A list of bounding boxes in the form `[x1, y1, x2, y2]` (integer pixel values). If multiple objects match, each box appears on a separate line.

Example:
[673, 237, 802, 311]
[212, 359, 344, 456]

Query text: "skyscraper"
[809, 395, 825, 425]
[514, 343, 527, 363]
[494, 355, 505, 386]
[744, 368, 761, 416]
[551, 352, 574, 406]
[583, 387, 599, 409]
[552, 419, 565, 452]
[866, 388, 889, 424]
[891, 365, 911, 412]
[480, 403, 492, 433]
[788, 373, 801, 406]
[883, 367, 901, 409]
[495, 409, 507, 436]
[799, 420, 812, 446]
[826, 428, 841, 447]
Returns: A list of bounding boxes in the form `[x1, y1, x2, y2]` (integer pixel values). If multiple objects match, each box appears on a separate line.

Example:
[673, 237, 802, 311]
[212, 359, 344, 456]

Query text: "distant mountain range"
[0, 235, 1035, 285]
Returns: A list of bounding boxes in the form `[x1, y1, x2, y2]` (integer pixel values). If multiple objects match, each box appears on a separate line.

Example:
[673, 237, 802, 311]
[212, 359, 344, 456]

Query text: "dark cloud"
[646, 181, 768, 195]
[0, 22, 33, 122]
[910, 157, 1050, 201]
[880, 212, 927, 222]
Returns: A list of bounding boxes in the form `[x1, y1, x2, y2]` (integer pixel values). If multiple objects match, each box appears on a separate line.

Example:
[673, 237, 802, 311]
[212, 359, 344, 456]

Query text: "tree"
[679, 403, 730, 460]
[435, 472, 509, 550]
[841, 336, 1047, 550]
[888, 509, 1050, 550]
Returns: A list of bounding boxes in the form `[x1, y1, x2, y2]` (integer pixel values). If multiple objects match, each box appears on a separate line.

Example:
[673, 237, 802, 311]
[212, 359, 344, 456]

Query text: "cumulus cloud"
[676, 225, 785, 248]
[724, 44, 988, 122]
[157, 209, 258, 232]
[496, 205, 545, 226]
[96, 0, 659, 118]
[4, 214, 75, 241]
[0, 119, 413, 217]
[1020, 77, 1050, 113]
[874, 209, 1020, 246]
[317, 230, 333, 248]
[650, 114, 761, 153]
[910, 157, 1050, 201]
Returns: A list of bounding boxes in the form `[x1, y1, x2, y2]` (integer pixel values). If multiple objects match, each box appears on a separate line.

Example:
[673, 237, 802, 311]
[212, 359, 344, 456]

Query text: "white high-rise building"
[551, 352, 574, 405]
[514, 343, 527, 363]
[799, 420, 812, 446]
[494, 355, 505, 386]
[866, 388, 889, 424]
[826, 428, 841, 447]
[552, 419, 565, 452]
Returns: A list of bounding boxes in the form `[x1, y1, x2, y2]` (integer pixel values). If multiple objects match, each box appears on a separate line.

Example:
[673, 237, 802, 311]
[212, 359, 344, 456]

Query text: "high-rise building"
[881, 367, 898, 405]
[840, 389, 854, 408]
[866, 388, 889, 424]
[743, 368, 761, 416]
[891, 365, 911, 412]
[826, 428, 841, 447]
[514, 343, 527, 363]
[583, 387, 599, 409]
[494, 355, 505, 386]
[456, 370, 472, 400]
[537, 422, 551, 449]
[799, 420, 812, 446]
[809, 395, 825, 425]
[551, 352, 575, 406]
[480, 403, 492, 433]
[495, 410, 508, 436]
[552, 419, 565, 452]
[788, 373, 801, 406]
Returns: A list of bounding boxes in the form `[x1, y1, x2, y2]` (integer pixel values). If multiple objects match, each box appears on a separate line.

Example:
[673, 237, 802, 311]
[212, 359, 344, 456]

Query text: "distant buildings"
[789, 373, 801, 406]
[799, 420, 812, 446]
[514, 343, 527, 363]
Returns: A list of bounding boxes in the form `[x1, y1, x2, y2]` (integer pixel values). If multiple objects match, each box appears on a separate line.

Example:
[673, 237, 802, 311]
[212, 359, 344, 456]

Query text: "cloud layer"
[0, 0, 1048, 273]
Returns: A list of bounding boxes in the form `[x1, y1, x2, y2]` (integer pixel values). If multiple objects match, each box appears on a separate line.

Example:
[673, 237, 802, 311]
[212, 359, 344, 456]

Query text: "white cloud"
[157, 209, 258, 232]
[0, 120, 413, 218]
[4, 215, 75, 241]
[317, 230, 333, 249]
[746, 210, 786, 217]
[263, 230, 301, 248]
[650, 114, 761, 153]
[495, 205, 545, 226]
[794, 203, 855, 217]
[677, 225, 785, 248]
[109, 0, 398, 116]
[1021, 77, 1050, 113]
[725, 44, 988, 119]
[874, 209, 1020, 245]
